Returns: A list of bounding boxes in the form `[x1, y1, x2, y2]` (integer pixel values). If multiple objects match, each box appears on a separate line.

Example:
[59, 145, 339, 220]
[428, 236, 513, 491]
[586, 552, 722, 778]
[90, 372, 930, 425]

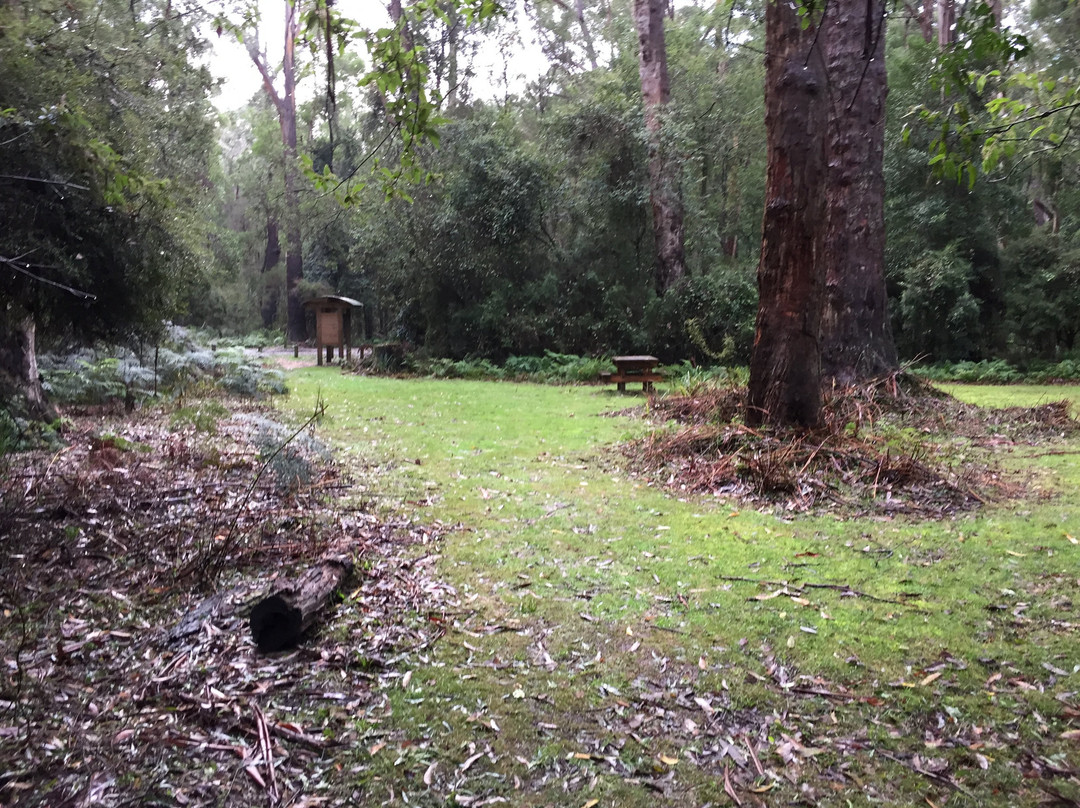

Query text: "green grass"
[282, 372, 1080, 806]
[940, 383, 1080, 409]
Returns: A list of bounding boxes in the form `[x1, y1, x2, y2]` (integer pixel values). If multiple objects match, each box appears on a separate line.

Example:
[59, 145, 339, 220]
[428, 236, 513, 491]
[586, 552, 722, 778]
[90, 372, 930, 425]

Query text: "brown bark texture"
[904, 0, 935, 43]
[819, 0, 898, 385]
[746, 0, 828, 428]
[937, 0, 954, 47]
[250, 552, 354, 652]
[0, 313, 57, 423]
[634, 0, 686, 295]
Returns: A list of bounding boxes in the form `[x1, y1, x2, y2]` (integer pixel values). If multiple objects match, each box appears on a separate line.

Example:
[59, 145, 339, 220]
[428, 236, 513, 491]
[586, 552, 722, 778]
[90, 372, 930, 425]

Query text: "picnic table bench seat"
[601, 355, 663, 391]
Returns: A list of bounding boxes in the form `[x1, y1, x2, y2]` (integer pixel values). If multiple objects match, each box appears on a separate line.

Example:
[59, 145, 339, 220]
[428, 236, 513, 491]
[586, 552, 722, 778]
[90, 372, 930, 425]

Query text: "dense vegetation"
[3, 0, 1080, 373]
[202, 0, 1080, 370]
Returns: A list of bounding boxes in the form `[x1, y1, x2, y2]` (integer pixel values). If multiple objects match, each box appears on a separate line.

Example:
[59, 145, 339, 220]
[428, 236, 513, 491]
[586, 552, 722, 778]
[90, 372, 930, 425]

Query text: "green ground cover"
[281, 372, 1080, 806]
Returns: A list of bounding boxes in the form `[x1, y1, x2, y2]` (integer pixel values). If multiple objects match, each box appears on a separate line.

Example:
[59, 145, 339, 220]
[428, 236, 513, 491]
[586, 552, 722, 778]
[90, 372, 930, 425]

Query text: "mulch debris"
[633, 377, 1078, 516]
[0, 403, 455, 807]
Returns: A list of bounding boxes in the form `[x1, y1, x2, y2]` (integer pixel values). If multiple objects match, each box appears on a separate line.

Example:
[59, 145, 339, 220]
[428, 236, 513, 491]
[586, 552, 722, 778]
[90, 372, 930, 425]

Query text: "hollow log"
[250, 553, 353, 652]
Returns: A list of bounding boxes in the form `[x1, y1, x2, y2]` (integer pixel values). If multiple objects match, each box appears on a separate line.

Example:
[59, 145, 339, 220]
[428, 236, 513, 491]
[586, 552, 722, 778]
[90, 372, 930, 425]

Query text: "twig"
[252, 702, 279, 805]
[877, 750, 976, 799]
[183, 392, 327, 584]
[646, 623, 688, 635]
[0, 252, 97, 299]
[718, 575, 917, 608]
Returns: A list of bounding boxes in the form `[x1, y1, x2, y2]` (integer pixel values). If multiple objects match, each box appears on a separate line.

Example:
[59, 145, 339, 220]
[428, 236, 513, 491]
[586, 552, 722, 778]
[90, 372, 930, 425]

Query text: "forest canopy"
[3, 0, 1080, 400]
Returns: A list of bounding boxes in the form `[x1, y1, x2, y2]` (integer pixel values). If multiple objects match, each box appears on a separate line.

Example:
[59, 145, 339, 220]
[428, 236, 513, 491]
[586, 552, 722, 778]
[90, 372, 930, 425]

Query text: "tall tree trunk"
[0, 312, 57, 423]
[261, 216, 282, 329]
[246, 0, 305, 343]
[280, 0, 305, 343]
[746, 0, 828, 428]
[819, 0, 898, 385]
[575, 0, 600, 70]
[445, 11, 461, 109]
[633, 0, 686, 295]
[903, 0, 934, 43]
[936, 0, 954, 47]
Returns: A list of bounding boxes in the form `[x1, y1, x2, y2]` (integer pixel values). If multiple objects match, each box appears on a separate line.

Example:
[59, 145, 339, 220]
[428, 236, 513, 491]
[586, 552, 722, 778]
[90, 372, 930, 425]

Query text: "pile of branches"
[635, 375, 1077, 516]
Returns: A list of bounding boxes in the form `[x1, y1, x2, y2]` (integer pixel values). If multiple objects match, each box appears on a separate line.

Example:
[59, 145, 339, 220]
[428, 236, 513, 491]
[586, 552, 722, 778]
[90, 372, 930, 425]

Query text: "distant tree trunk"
[936, 0, 954, 47]
[261, 217, 282, 329]
[575, 0, 599, 70]
[633, 0, 686, 295]
[246, 0, 305, 343]
[819, 0, 898, 385]
[903, 0, 934, 43]
[0, 312, 57, 423]
[445, 11, 461, 108]
[746, 0, 828, 428]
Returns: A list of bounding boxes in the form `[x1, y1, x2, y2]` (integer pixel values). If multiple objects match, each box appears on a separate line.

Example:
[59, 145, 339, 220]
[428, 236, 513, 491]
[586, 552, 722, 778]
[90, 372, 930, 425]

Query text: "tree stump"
[249, 552, 353, 652]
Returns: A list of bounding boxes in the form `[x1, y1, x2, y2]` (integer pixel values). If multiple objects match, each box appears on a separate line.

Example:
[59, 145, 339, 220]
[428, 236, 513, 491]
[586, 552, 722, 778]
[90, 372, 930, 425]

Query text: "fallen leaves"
[0, 406, 461, 807]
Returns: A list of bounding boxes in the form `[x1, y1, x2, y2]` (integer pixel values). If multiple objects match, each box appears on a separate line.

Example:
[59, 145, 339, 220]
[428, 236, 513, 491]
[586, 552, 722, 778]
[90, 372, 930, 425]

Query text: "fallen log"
[250, 551, 353, 652]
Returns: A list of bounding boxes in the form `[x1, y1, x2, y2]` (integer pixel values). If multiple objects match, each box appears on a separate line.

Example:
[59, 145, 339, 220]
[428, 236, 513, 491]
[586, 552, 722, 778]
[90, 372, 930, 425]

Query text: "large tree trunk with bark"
[819, 0, 898, 386]
[936, 0, 955, 47]
[247, 0, 305, 343]
[280, 1, 305, 343]
[0, 313, 57, 423]
[633, 0, 686, 295]
[746, 0, 828, 428]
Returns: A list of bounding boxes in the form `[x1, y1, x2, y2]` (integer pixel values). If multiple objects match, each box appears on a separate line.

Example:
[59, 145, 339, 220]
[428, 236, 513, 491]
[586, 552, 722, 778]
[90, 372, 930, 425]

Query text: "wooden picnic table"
[601, 355, 663, 392]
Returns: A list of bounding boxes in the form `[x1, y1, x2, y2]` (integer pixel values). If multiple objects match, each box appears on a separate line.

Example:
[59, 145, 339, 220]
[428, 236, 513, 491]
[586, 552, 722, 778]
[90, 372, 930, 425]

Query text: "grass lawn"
[280, 371, 1080, 806]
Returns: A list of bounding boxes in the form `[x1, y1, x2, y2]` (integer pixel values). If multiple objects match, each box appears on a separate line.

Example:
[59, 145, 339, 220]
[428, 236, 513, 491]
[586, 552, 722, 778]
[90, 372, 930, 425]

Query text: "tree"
[633, 0, 687, 294]
[243, 0, 307, 342]
[818, 0, 898, 384]
[746, 0, 828, 427]
[0, 0, 215, 422]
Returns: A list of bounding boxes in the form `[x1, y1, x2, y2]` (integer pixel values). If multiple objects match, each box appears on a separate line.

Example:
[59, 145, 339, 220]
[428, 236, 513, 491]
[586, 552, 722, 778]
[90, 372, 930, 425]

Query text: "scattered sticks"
[718, 575, 920, 609]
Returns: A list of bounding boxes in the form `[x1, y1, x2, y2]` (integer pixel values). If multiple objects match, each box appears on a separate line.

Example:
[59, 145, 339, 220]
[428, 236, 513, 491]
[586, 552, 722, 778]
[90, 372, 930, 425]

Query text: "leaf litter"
[634, 375, 1078, 516]
[4, 387, 1080, 806]
[0, 403, 457, 806]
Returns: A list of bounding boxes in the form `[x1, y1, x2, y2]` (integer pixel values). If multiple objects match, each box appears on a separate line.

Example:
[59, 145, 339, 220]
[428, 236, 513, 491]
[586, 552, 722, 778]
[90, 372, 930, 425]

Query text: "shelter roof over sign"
[302, 295, 363, 309]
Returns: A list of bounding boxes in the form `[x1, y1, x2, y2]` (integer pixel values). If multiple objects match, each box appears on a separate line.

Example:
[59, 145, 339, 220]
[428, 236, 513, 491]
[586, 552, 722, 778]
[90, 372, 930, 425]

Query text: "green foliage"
[0, 0, 217, 344]
[914, 358, 1080, 383]
[170, 401, 232, 434]
[663, 361, 747, 396]
[39, 328, 288, 407]
[411, 351, 612, 383]
[896, 244, 982, 361]
[242, 413, 331, 492]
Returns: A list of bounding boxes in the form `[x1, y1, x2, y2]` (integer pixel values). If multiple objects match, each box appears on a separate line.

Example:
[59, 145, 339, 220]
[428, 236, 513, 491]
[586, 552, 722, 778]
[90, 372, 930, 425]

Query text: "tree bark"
[936, 0, 954, 47]
[575, 0, 600, 70]
[250, 552, 354, 652]
[746, 0, 828, 428]
[819, 0, 898, 385]
[246, 1, 305, 343]
[903, 0, 934, 43]
[633, 0, 686, 295]
[0, 312, 57, 423]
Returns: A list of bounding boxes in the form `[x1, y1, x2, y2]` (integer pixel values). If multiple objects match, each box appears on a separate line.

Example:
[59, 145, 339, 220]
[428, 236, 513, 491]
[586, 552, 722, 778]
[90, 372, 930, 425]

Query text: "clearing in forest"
[2, 372, 1080, 807]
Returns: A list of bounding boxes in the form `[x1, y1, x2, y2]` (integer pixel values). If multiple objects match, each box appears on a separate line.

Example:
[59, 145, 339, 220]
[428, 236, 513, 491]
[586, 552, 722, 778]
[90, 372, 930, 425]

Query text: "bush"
[912, 358, 1080, 384]
[39, 326, 288, 407]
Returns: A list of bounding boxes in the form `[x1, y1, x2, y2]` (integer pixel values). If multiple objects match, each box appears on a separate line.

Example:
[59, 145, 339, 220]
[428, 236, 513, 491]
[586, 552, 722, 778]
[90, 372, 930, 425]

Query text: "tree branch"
[0, 175, 90, 191]
[244, 31, 285, 117]
[1, 253, 97, 300]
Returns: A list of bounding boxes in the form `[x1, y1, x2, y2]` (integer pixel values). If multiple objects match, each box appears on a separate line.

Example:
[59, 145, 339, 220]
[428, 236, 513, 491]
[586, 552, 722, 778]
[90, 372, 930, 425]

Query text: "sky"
[205, 0, 548, 111]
